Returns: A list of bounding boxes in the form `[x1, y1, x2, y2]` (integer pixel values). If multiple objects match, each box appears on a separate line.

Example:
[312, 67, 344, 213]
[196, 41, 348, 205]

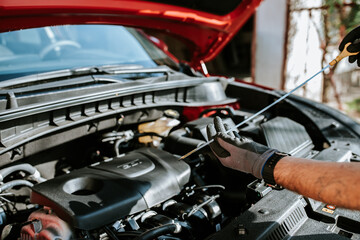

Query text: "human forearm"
[274, 156, 360, 210]
[206, 117, 360, 210]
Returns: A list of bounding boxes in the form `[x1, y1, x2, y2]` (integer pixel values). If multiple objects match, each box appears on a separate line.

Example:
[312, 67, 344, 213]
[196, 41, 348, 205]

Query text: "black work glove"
[339, 26, 360, 66]
[206, 117, 277, 179]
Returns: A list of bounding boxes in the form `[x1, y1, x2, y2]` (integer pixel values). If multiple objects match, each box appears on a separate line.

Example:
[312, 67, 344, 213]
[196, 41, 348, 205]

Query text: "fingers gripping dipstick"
[179, 43, 359, 161]
[330, 42, 360, 66]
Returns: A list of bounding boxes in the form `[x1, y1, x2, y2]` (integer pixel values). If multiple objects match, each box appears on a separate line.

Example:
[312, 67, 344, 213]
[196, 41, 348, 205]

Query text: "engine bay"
[1, 104, 360, 240]
[0, 81, 360, 240]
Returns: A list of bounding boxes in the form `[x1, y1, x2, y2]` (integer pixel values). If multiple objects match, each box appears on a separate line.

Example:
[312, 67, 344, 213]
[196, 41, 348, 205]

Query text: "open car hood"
[0, 0, 261, 65]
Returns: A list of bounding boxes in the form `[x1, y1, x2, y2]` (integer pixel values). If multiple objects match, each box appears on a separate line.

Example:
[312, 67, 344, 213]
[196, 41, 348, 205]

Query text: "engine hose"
[165, 129, 205, 155]
[169, 129, 205, 147]
[104, 226, 120, 240]
[0, 180, 34, 193]
[0, 164, 37, 182]
[135, 224, 177, 240]
[116, 232, 141, 239]
[116, 231, 141, 239]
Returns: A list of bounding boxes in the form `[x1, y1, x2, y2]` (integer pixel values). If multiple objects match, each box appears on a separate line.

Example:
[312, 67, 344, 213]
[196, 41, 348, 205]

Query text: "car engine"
[22, 147, 194, 239]
[1, 107, 360, 240]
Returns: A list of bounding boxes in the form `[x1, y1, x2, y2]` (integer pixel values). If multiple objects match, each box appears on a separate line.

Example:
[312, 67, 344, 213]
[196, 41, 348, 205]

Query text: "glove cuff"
[252, 149, 277, 179]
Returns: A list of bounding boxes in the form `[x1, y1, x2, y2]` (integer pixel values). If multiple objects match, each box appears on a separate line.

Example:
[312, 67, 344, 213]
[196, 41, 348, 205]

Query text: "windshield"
[0, 25, 177, 81]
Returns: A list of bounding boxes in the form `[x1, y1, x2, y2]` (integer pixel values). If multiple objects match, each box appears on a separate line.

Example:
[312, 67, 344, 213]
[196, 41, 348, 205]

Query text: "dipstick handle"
[330, 42, 360, 66]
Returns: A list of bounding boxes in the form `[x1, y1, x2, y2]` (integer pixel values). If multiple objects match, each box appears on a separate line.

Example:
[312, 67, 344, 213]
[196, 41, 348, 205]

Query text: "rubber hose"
[104, 226, 119, 240]
[116, 232, 141, 238]
[165, 129, 205, 155]
[169, 129, 205, 147]
[135, 224, 177, 240]
[0, 180, 34, 193]
[0, 164, 36, 182]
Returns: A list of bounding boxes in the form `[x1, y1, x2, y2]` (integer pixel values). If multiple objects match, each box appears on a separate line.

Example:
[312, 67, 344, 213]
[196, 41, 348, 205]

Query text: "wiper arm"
[72, 64, 143, 76]
[0, 65, 173, 89]
[98, 65, 172, 75]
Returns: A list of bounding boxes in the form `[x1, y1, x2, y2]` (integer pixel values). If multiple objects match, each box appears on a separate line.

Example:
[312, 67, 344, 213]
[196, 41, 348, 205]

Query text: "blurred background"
[148, 0, 360, 122]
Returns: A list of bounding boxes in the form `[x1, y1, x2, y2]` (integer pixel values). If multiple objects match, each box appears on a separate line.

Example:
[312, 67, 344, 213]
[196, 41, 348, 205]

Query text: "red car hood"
[0, 0, 261, 65]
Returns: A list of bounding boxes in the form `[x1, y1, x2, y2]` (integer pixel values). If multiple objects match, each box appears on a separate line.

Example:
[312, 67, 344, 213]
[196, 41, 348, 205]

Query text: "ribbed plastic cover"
[261, 117, 314, 157]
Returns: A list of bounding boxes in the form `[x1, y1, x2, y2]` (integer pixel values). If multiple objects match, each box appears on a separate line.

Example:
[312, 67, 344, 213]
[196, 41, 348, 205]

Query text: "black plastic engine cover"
[30, 148, 190, 230]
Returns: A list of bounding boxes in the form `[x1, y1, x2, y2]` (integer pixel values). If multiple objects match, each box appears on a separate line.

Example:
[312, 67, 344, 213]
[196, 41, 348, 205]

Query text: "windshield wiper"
[0, 65, 173, 89]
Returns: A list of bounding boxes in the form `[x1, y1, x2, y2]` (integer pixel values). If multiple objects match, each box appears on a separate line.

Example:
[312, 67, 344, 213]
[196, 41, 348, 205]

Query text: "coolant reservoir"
[138, 117, 180, 146]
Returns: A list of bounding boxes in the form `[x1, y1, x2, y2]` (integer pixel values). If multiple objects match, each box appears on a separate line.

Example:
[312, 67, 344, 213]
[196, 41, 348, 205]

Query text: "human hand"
[339, 26, 360, 66]
[206, 116, 277, 179]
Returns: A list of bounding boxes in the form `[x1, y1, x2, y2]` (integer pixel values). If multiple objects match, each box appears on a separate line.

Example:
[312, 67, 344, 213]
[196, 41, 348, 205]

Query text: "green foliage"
[343, 4, 360, 30]
[323, 0, 360, 30]
[347, 97, 360, 112]
[325, 0, 343, 13]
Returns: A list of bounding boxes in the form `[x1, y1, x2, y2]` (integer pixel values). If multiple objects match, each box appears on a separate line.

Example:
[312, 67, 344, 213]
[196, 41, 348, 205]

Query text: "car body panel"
[0, 0, 261, 66]
[1, 1, 360, 239]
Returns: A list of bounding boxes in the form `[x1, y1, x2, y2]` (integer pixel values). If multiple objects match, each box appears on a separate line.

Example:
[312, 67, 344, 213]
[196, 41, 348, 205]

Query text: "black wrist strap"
[262, 152, 289, 186]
